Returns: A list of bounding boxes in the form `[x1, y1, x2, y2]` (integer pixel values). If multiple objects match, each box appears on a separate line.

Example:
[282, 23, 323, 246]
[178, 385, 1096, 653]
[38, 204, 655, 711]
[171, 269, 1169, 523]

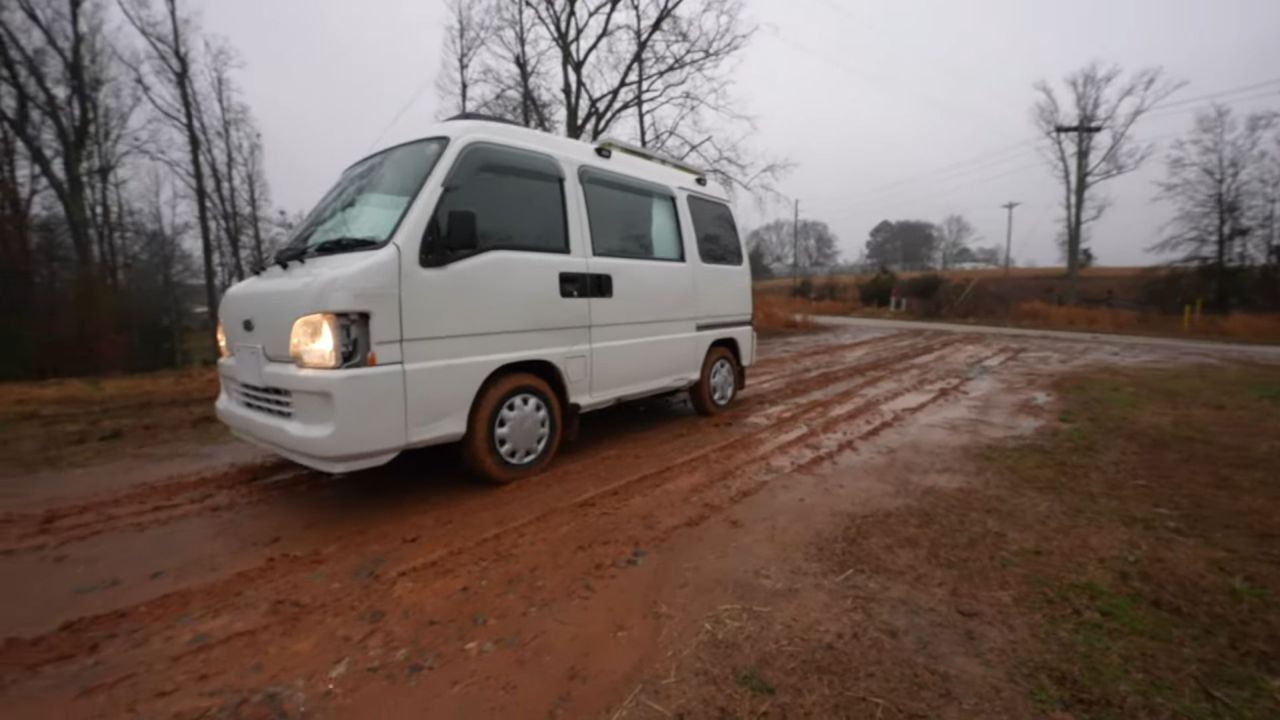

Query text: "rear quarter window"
[580, 168, 684, 262]
[688, 196, 743, 266]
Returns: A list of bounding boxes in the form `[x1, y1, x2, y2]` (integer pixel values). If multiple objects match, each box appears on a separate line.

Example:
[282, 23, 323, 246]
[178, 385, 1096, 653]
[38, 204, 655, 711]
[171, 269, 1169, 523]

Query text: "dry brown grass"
[1011, 299, 1280, 343]
[0, 368, 222, 472]
[752, 292, 856, 333]
[754, 266, 1158, 293]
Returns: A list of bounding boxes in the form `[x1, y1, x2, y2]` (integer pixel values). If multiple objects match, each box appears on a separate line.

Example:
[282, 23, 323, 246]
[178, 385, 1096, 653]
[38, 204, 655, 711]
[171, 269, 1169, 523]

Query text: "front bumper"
[215, 357, 407, 474]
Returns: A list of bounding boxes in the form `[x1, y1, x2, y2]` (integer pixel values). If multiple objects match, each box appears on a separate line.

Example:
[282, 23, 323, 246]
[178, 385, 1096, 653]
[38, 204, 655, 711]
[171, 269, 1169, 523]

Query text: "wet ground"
[1, 320, 1275, 718]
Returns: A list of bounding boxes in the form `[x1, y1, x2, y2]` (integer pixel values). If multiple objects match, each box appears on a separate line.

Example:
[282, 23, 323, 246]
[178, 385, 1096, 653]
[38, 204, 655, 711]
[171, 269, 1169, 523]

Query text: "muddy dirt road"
[1, 322, 1273, 718]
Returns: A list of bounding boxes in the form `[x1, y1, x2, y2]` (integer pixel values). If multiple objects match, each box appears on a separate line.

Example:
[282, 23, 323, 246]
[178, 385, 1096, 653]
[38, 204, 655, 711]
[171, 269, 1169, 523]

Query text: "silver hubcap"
[494, 392, 551, 465]
[709, 358, 735, 406]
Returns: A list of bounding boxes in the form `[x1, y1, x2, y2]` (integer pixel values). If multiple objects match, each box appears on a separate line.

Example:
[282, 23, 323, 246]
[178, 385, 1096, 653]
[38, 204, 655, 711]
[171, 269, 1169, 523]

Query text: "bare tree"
[476, 0, 556, 129]
[436, 0, 494, 116]
[120, 0, 220, 358]
[434, 0, 784, 197]
[198, 39, 247, 284]
[746, 218, 839, 275]
[1033, 62, 1182, 302]
[241, 125, 270, 269]
[0, 121, 43, 375]
[0, 0, 107, 271]
[526, 0, 748, 142]
[1153, 104, 1277, 310]
[1257, 130, 1280, 265]
[936, 214, 976, 270]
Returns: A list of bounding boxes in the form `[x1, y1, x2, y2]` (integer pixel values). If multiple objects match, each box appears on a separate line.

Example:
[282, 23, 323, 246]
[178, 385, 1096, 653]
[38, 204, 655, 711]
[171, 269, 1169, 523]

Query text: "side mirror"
[443, 210, 478, 252]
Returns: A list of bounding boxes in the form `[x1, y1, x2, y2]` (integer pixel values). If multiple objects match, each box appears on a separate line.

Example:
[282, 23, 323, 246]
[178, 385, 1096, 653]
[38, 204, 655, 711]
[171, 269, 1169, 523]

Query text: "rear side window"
[580, 169, 683, 262]
[424, 143, 566, 264]
[688, 196, 743, 266]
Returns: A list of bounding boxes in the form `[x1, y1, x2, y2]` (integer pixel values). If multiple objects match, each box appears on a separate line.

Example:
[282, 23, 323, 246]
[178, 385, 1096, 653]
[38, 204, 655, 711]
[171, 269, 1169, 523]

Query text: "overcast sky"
[198, 0, 1280, 267]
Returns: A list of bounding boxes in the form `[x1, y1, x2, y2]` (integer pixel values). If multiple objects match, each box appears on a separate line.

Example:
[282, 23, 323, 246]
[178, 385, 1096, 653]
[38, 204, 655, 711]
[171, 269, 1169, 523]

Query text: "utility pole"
[1001, 201, 1021, 277]
[1054, 122, 1104, 303]
[792, 198, 800, 289]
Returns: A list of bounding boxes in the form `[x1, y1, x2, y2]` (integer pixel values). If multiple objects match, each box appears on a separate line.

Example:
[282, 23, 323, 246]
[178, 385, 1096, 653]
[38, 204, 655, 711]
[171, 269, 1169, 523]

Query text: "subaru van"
[215, 116, 754, 483]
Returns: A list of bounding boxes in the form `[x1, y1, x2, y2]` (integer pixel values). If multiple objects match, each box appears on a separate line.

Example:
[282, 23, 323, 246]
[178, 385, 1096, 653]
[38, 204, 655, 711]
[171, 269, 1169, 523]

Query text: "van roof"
[373, 117, 732, 202]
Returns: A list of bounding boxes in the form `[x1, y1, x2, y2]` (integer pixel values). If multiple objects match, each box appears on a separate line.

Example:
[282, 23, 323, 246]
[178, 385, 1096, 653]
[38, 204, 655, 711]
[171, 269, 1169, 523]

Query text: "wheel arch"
[469, 359, 579, 438]
[705, 337, 745, 390]
[474, 359, 571, 412]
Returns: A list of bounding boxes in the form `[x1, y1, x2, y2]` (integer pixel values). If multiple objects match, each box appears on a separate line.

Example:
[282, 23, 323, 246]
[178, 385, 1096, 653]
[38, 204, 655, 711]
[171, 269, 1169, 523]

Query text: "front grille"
[227, 379, 293, 418]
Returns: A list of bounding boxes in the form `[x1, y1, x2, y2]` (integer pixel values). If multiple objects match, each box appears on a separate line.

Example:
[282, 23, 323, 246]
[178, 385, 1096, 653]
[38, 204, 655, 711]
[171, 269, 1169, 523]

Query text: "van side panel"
[585, 256, 700, 397]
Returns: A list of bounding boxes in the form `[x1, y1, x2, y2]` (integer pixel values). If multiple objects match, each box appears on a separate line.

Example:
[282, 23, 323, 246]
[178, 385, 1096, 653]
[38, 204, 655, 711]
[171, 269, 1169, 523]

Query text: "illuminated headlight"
[289, 313, 367, 369]
[216, 320, 229, 359]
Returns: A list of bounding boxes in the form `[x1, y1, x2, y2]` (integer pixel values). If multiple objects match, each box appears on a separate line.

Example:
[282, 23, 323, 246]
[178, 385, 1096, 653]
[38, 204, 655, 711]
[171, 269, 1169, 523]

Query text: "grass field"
[990, 367, 1280, 718]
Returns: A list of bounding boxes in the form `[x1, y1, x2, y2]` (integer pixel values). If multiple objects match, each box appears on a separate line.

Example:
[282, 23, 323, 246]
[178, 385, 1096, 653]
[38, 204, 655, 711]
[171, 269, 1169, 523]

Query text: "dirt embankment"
[0, 325, 1276, 719]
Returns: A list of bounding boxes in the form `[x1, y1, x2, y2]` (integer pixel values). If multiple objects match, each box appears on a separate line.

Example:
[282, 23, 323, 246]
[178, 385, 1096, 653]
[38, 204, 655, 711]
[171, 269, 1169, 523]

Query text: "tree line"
[0, 0, 288, 380]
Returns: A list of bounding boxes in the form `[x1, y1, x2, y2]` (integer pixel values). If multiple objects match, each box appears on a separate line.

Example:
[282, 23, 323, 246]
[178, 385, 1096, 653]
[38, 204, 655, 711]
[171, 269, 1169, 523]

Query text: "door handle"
[559, 272, 587, 298]
[589, 274, 613, 298]
[559, 272, 612, 298]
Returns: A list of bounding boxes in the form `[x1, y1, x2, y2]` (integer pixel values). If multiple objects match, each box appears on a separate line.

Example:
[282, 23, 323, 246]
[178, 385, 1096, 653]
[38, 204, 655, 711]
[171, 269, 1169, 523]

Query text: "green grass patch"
[736, 669, 776, 697]
[1253, 383, 1280, 403]
[985, 365, 1280, 719]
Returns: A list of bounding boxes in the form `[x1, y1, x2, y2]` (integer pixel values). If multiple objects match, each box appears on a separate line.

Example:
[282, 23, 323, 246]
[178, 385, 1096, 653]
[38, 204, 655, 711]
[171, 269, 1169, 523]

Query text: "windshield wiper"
[274, 244, 308, 268]
[310, 236, 381, 255]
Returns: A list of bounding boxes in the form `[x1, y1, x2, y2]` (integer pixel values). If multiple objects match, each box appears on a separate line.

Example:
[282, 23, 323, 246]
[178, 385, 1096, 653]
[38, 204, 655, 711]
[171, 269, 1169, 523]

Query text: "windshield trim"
[276, 136, 450, 264]
[342, 135, 451, 174]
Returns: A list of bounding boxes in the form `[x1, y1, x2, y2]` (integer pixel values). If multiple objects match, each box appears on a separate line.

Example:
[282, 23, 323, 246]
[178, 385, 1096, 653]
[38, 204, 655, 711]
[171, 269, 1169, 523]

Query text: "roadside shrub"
[791, 275, 815, 299]
[900, 273, 946, 300]
[753, 292, 813, 332]
[814, 274, 854, 301]
[858, 268, 897, 307]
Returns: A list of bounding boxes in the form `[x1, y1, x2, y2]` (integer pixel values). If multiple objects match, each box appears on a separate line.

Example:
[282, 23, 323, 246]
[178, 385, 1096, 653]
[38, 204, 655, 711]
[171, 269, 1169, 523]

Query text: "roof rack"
[594, 136, 706, 179]
[445, 112, 524, 127]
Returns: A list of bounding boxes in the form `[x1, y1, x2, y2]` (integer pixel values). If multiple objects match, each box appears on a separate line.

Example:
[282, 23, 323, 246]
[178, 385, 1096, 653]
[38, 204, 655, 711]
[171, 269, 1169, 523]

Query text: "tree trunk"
[166, 0, 220, 361]
[1066, 133, 1087, 304]
[1215, 191, 1228, 311]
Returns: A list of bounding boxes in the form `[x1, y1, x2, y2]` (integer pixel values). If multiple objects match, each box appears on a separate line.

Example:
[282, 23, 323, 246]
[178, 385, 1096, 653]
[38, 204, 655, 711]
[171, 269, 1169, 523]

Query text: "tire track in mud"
[562, 342, 1024, 544]
[1, 331, 1015, 705]
[0, 332, 916, 558]
[0, 460, 312, 555]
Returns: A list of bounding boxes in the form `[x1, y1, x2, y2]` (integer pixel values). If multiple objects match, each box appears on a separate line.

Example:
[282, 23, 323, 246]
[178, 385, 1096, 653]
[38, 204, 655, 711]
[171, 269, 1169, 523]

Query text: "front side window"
[581, 169, 683, 261]
[423, 143, 567, 265]
[279, 138, 447, 260]
[688, 196, 743, 266]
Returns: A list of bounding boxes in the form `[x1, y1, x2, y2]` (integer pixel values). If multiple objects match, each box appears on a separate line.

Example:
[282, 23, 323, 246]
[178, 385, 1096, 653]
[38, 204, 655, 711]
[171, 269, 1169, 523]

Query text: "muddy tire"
[690, 346, 739, 416]
[463, 373, 562, 484]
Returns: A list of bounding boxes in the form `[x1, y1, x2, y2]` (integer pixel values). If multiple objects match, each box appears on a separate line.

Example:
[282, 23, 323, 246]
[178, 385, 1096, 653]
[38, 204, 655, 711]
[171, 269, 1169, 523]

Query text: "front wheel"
[463, 373, 562, 484]
[690, 346, 739, 416]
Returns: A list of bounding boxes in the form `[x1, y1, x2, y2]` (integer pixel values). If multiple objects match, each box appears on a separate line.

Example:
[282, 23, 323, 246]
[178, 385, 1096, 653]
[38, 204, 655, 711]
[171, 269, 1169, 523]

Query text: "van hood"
[218, 246, 402, 363]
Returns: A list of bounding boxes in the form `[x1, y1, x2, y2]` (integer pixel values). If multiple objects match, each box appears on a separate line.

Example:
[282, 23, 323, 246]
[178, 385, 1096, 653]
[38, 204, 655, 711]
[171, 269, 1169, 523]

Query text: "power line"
[855, 138, 1038, 198]
[1148, 76, 1280, 113]
[1146, 88, 1280, 120]
[763, 24, 999, 132]
[367, 76, 436, 152]
[851, 87, 1280, 209]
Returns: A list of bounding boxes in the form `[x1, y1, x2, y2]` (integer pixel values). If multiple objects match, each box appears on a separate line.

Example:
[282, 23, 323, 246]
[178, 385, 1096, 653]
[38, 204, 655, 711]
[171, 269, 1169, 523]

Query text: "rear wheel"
[690, 346, 739, 416]
[463, 373, 562, 484]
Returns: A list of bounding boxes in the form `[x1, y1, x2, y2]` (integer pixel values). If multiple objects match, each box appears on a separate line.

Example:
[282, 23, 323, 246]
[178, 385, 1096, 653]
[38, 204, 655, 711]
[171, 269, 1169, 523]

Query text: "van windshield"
[276, 138, 447, 261]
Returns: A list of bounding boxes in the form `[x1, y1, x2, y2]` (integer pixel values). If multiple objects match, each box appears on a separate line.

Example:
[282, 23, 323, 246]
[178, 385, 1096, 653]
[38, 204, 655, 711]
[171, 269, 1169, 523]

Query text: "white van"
[215, 116, 754, 483]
